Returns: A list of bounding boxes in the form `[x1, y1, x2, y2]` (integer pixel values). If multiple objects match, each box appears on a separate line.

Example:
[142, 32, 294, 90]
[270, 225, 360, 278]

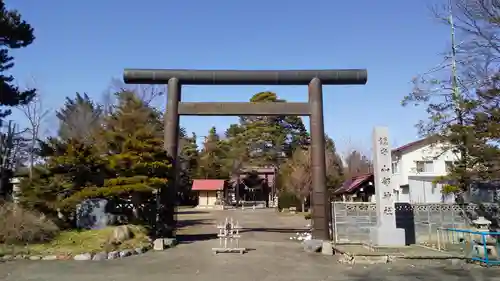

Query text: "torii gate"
[123, 68, 368, 242]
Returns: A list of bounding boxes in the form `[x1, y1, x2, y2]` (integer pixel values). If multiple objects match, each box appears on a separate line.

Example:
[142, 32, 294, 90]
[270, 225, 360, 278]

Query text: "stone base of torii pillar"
[369, 127, 406, 247]
[370, 227, 406, 247]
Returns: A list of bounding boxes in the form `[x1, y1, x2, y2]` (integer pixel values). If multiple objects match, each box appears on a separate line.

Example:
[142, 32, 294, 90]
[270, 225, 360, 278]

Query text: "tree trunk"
[131, 193, 142, 222]
[29, 131, 36, 179]
[132, 205, 139, 221]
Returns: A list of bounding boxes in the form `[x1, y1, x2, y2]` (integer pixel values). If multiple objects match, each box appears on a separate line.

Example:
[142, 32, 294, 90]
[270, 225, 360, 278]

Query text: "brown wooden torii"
[123, 68, 368, 241]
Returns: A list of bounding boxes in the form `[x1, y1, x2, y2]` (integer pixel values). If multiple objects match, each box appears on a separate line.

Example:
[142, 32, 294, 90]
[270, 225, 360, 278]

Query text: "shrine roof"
[192, 179, 226, 191]
[333, 173, 373, 195]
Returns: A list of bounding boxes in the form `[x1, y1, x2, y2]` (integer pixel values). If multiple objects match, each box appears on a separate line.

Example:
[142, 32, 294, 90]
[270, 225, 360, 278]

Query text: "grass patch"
[0, 225, 151, 256]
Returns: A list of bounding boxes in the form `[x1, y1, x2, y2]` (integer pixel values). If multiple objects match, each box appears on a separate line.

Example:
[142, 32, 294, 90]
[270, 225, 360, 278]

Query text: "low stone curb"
[337, 253, 469, 266]
[0, 244, 154, 262]
[337, 253, 393, 265]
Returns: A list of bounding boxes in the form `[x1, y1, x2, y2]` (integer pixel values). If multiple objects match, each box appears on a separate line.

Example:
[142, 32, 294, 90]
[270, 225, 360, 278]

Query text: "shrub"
[278, 191, 301, 210]
[0, 202, 60, 244]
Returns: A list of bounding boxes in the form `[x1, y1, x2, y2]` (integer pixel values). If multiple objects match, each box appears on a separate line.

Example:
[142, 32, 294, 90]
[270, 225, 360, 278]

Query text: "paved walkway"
[0, 208, 499, 281]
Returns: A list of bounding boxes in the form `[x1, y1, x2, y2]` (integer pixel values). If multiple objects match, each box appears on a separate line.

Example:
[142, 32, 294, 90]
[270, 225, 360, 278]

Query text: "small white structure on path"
[192, 179, 225, 209]
[212, 217, 246, 254]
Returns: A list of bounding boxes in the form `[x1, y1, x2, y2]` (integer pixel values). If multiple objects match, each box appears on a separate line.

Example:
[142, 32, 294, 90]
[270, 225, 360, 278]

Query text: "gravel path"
[0, 208, 498, 281]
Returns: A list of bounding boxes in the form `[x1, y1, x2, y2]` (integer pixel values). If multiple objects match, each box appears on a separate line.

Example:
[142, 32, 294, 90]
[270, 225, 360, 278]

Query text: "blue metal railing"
[439, 228, 500, 266]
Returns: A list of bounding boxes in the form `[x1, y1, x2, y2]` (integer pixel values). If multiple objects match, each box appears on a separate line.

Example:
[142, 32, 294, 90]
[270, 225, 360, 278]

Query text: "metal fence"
[437, 228, 500, 265]
[332, 202, 377, 244]
[332, 202, 472, 246]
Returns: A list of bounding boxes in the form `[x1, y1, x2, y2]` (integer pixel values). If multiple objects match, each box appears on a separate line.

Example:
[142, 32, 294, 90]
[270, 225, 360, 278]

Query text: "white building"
[391, 137, 458, 204]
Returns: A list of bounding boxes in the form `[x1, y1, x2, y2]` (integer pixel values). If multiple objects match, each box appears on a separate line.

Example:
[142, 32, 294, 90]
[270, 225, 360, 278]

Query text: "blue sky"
[7, 0, 450, 154]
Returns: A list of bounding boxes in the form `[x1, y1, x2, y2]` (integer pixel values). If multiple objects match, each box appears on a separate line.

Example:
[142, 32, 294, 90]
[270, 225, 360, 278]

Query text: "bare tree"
[56, 93, 104, 146]
[285, 149, 310, 212]
[18, 76, 50, 179]
[401, 1, 500, 192]
[101, 89, 115, 116]
[284, 148, 341, 212]
[406, 0, 500, 116]
[0, 121, 28, 200]
[340, 137, 373, 178]
[427, 0, 500, 93]
[107, 77, 165, 105]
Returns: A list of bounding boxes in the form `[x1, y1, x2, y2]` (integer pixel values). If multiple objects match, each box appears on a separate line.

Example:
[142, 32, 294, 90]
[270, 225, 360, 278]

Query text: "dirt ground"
[0, 208, 499, 281]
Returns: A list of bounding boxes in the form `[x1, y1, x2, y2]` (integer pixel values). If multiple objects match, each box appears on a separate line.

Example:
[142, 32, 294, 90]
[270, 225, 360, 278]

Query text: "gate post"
[162, 77, 181, 238]
[308, 78, 329, 241]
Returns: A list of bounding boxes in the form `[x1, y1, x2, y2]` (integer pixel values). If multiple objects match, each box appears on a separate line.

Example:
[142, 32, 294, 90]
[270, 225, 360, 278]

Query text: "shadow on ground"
[176, 233, 219, 244]
[175, 227, 307, 243]
[176, 217, 218, 244]
[176, 210, 210, 215]
[240, 228, 308, 234]
[176, 219, 213, 228]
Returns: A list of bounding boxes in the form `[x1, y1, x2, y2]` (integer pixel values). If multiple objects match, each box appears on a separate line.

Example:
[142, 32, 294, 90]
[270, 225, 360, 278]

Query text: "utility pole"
[449, 1, 460, 101]
[448, 0, 469, 197]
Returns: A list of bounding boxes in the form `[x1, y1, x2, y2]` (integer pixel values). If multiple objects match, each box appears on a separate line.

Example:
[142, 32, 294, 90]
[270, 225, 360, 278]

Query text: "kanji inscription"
[372, 127, 397, 229]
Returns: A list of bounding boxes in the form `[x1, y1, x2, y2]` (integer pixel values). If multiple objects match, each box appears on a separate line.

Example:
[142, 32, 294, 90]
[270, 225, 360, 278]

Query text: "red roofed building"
[332, 173, 374, 202]
[192, 179, 226, 208]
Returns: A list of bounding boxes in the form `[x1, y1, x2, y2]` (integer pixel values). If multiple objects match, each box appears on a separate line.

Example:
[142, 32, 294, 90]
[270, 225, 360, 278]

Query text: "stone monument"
[369, 127, 406, 246]
[76, 199, 112, 230]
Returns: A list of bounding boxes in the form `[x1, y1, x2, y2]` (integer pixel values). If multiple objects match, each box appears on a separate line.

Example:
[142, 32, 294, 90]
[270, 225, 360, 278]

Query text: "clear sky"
[7, 0, 450, 153]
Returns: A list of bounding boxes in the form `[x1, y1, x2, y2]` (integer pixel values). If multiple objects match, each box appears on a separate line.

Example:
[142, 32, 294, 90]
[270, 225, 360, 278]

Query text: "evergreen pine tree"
[198, 126, 226, 179]
[21, 138, 106, 216]
[63, 91, 173, 221]
[0, 0, 36, 123]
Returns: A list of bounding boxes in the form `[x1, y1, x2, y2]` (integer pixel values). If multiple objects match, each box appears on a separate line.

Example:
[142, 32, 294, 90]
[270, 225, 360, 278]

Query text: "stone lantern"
[469, 216, 499, 260]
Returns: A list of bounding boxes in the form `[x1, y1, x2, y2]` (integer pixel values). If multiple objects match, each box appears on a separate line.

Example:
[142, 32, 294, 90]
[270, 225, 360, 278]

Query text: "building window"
[401, 185, 409, 194]
[416, 161, 434, 173]
[445, 161, 455, 173]
[391, 162, 399, 174]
